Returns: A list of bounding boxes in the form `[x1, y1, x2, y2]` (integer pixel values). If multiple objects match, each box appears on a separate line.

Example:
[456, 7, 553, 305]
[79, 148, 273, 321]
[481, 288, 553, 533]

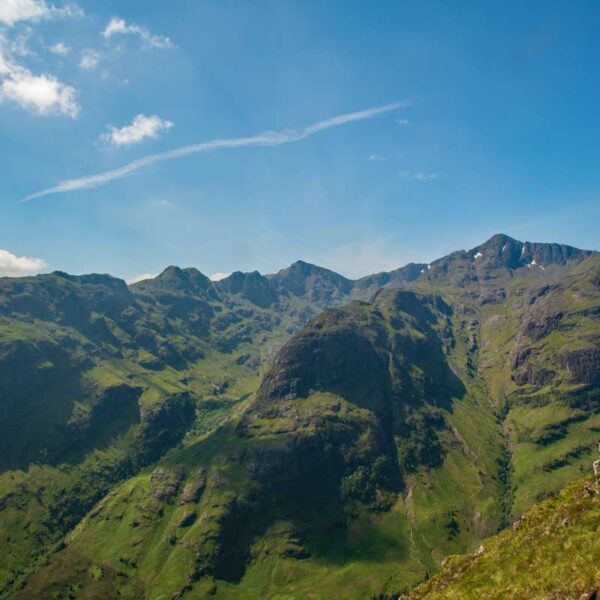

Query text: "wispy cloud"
[0, 248, 47, 276]
[49, 41, 70, 55]
[0, 0, 83, 27]
[99, 114, 174, 146]
[368, 153, 385, 161]
[414, 171, 438, 181]
[396, 118, 409, 125]
[79, 48, 99, 70]
[399, 169, 439, 181]
[103, 17, 173, 49]
[22, 101, 408, 202]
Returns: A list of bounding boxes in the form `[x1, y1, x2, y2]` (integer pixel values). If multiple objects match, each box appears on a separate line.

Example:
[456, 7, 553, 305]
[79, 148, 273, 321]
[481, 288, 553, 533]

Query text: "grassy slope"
[415, 254, 600, 522]
[0, 279, 300, 595]
[405, 476, 600, 600]
[9, 293, 508, 599]
[1, 247, 599, 599]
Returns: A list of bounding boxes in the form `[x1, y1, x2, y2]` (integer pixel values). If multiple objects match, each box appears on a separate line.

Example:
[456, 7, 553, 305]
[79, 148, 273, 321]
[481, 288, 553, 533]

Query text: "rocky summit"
[0, 234, 599, 599]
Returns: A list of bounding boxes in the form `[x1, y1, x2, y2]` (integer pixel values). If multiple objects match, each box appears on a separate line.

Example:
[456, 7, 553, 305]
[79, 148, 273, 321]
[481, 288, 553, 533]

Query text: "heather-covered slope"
[404, 476, 600, 600]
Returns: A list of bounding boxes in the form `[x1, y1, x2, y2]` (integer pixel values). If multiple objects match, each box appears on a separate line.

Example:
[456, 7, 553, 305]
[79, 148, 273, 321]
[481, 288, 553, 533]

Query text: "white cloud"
[396, 118, 409, 125]
[0, 0, 83, 27]
[0, 33, 79, 117]
[0, 66, 79, 116]
[126, 272, 156, 284]
[103, 17, 173, 49]
[368, 153, 385, 161]
[209, 272, 231, 282]
[79, 48, 99, 69]
[99, 114, 174, 146]
[24, 101, 409, 201]
[399, 170, 439, 181]
[0, 248, 47, 277]
[49, 41, 69, 55]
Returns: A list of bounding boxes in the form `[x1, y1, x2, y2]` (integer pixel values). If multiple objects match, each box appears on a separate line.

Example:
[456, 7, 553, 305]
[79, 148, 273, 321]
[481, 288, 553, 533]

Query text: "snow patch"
[474, 252, 483, 259]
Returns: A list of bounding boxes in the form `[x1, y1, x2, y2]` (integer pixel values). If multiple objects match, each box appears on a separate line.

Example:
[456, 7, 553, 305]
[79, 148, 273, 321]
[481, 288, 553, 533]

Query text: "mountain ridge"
[0, 232, 598, 599]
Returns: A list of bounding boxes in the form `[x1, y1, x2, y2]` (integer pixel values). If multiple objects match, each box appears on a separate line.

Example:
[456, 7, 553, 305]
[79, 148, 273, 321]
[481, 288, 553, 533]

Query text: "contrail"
[21, 101, 408, 202]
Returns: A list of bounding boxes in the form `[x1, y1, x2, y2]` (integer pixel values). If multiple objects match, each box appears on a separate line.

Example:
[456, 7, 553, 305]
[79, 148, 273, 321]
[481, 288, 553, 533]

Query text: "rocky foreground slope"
[0, 234, 598, 598]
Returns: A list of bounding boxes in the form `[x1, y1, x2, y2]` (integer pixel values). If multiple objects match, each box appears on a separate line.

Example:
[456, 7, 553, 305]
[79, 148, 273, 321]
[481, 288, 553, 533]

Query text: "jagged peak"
[469, 234, 594, 268]
[133, 265, 211, 293]
[214, 270, 278, 308]
[269, 260, 351, 280]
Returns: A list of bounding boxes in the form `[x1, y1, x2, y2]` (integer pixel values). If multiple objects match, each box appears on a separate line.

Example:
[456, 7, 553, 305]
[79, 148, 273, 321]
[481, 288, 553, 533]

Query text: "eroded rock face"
[255, 316, 391, 414]
[562, 345, 600, 385]
[512, 366, 556, 387]
[522, 311, 564, 342]
[150, 467, 185, 501]
[180, 468, 207, 504]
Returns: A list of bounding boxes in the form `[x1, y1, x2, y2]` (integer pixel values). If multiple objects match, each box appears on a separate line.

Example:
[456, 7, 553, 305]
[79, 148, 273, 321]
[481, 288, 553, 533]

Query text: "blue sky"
[1, 0, 599, 281]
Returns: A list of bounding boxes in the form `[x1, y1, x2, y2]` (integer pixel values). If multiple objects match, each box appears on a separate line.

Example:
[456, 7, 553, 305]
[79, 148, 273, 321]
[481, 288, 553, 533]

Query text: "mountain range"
[0, 233, 598, 599]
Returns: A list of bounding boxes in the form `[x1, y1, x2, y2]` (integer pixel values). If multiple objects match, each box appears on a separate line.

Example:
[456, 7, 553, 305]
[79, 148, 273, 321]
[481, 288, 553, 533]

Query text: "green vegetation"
[0, 234, 598, 599]
[405, 476, 600, 599]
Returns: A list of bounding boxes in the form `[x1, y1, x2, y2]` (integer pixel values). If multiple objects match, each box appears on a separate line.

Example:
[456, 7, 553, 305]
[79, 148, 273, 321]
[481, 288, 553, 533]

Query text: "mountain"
[267, 260, 354, 307]
[353, 263, 427, 299]
[404, 475, 600, 599]
[0, 234, 598, 599]
[6, 289, 502, 599]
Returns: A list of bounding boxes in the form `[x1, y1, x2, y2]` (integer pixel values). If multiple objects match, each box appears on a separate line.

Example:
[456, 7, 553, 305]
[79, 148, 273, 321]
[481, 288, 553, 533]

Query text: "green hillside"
[6, 289, 506, 599]
[0, 234, 598, 599]
[404, 475, 600, 599]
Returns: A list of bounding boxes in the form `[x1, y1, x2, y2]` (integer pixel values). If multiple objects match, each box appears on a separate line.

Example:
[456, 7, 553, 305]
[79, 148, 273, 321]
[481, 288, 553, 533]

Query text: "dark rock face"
[522, 311, 564, 342]
[479, 289, 506, 305]
[562, 345, 600, 385]
[255, 312, 391, 414]
[512, 366, 556, 387]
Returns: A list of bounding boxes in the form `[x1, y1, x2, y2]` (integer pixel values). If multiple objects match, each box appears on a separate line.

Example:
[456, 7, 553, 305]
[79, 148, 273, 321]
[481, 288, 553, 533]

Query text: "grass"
[2, 251, 599, 599]
[405, 476, 600, 599]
